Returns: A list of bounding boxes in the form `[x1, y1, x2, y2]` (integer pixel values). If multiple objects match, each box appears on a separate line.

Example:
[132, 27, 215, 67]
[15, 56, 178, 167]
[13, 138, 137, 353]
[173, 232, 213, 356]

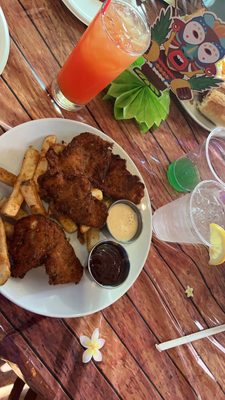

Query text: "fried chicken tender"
[9, 215, 83, 285]
[101, 155, 145, 204]
[39, 172, 108, 228]
[46, 132, 113, 186]
[38, 133, 144, 232]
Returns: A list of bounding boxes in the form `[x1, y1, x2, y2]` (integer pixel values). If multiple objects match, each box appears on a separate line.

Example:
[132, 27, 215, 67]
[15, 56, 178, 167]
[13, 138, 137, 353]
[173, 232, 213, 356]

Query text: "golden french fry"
[56, 214, 78, 233]
[15, 208, 28, 220]
[48, 203, 77, 233]
[20, 180, 46, 215]
[1, 191, 23, 217]
[91, 188, 103, 201]
[40, 135, 56, 155]
[52, 143, 66, 154]
[0, 197, 7, 209]
[0, 197, 26, 220]
[3, 221, 14, 239]
[0, 167, 17, 187]
[0, 217, 11, 285]
[86, 228, 100, 252]
[33, 135, 56, 185]
[33, 158, 48, 185]
[80, 225, 90, 234]
[1, 197, 28, 220]
[1, 146, 39, 217]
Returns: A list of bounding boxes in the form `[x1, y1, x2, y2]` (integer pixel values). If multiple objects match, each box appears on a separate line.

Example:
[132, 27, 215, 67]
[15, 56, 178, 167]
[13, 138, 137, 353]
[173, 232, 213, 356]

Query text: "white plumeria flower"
[80, 328, 105, 363]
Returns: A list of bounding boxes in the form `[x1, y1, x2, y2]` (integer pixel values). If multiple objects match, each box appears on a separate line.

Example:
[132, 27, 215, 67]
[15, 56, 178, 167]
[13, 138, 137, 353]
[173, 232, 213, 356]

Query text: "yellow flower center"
[89, 340, 98, 351]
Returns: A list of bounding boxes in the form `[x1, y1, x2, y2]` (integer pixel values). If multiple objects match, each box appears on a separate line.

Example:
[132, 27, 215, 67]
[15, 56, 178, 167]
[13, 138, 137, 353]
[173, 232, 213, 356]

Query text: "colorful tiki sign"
[134, 5, 225, 100]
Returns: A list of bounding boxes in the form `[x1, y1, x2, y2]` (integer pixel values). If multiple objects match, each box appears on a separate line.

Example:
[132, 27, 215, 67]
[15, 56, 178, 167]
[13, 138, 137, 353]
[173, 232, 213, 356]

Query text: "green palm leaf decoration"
[151, 7, 172, 45]
[189, 76, 223, 91]
[104, 70, 170, 133]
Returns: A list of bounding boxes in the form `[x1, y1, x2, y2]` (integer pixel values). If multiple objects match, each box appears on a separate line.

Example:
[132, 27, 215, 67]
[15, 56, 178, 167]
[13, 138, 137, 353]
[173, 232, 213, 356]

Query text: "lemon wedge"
[209, 223, 225, 266]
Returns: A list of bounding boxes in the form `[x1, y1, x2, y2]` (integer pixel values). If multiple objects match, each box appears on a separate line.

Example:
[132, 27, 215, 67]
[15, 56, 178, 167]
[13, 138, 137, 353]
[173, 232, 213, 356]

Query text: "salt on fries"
[1, 146, 39, 217]
[20, 180, 46, 215]
[0, 217, 11, 285]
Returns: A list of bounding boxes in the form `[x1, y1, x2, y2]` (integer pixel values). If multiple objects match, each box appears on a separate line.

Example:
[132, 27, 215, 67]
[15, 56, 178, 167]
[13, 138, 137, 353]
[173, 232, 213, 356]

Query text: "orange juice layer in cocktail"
[57, 1, 150, 105]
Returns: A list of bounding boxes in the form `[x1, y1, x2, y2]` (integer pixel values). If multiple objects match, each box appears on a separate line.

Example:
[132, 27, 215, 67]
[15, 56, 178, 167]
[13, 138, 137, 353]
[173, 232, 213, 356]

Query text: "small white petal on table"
[80, 335, 92, 348]
[82, 349, 94, 363]
[91, 328, 100, 341]
[93, 349, 103, 362]
[96, 338, 105, 349]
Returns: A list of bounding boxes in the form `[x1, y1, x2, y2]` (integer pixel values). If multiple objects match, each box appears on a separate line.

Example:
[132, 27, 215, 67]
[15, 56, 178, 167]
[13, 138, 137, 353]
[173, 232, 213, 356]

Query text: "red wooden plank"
[128, 264, 225, 399]
[0, 297, 120, 400]
[103, 296, 197, 400]
[65, 315, 163, 400]
[0, 306, 67, 399]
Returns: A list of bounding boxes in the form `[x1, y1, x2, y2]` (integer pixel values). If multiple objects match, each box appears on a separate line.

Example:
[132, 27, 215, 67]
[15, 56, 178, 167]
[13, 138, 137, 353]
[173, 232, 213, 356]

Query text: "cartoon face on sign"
[169, 14, 225, 74]
[134, 7, 225, 100]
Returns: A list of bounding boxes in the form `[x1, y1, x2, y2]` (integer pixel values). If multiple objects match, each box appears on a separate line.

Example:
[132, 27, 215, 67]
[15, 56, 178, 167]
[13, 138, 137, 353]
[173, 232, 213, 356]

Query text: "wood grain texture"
[0, 0, 224, 399]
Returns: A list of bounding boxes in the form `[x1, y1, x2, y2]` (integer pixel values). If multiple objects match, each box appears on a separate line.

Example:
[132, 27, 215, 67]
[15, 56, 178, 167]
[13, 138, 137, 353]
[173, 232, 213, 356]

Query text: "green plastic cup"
[167, 157, 200, 192]
[167, 127, 225, 192]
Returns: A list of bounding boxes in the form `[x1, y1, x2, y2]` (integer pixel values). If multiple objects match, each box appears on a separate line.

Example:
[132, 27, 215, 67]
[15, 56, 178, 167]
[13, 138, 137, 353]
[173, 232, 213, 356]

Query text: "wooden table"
[0, 1, 224, 399]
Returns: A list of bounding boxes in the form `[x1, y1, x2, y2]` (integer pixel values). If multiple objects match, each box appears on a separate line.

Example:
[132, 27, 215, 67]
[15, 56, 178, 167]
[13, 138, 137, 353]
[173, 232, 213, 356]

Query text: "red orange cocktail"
[52, 0, 150, 111]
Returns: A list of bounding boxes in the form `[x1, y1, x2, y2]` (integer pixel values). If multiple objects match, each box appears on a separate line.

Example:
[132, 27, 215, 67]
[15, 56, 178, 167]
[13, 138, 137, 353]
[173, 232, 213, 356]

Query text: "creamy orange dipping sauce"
[107, 203, 138, 242]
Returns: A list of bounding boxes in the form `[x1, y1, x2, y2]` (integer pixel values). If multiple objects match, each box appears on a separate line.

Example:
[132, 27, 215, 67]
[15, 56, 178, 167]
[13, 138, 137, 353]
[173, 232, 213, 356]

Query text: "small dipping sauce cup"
[88, 241, 130, 288]
[106, 200, 143, 243]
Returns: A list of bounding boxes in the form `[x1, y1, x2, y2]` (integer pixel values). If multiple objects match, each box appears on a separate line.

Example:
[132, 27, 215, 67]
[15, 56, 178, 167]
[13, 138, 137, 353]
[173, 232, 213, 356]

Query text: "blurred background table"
[0, 1, 224, 399]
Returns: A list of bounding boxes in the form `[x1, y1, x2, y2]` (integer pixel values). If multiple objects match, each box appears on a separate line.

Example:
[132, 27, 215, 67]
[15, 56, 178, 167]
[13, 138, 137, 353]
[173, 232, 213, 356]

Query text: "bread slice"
[198, 84, 225, 127]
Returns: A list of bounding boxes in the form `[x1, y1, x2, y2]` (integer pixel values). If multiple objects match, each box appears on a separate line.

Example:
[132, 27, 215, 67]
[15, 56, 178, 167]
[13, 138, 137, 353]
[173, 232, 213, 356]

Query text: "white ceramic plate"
[61, 0, 101, 25]
[0, 118, 152, 318]
[61, 0, 138, 26]
[180, 96, 215, 133]
[0, 8, 10, 75]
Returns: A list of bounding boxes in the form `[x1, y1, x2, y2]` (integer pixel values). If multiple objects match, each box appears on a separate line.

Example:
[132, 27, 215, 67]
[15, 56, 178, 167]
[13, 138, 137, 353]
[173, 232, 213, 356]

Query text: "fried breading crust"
[101, 155, 145, 204]
[9, 215, 83, 285]
[47, 132, 113, 186]
[39, 172, 108, 228]
[38, 133, 145, 231]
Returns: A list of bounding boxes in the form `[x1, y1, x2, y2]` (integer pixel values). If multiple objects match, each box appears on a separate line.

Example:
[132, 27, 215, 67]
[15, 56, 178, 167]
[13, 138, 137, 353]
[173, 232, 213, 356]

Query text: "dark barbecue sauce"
[89, 242, 129, 286]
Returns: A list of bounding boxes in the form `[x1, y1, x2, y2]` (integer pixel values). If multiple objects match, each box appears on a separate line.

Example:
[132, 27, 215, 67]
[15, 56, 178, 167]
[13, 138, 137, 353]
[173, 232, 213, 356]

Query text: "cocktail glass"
[51, 0, 150, 111]
[153, 180, 225, 244]
[167, 127, 225, 192]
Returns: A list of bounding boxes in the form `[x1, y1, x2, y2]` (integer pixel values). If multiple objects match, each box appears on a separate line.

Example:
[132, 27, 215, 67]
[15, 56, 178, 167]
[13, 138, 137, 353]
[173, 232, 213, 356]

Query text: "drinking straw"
[103, 0, 112, 12]
[156, 324, 225, 352]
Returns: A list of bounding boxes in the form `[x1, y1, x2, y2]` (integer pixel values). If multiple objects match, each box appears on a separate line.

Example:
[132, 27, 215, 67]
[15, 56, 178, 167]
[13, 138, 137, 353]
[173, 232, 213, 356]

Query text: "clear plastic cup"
[167, 127, 225, 192]
[153, 180, 225, 244]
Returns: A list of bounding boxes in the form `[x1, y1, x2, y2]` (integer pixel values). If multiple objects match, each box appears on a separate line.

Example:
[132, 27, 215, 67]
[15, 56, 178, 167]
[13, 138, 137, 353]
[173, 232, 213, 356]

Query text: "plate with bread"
[0, 118, 152, 318]
[181, 60, 225, 132]
[181, 84, 225, 132]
